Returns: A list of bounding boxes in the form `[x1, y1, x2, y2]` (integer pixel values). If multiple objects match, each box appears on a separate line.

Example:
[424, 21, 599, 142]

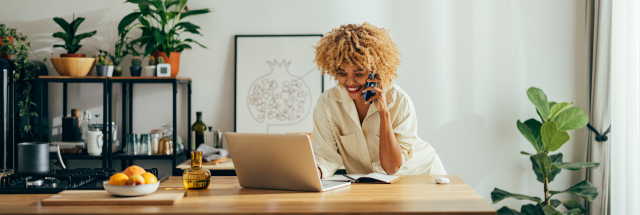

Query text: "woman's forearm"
[378, 110, 402, 175]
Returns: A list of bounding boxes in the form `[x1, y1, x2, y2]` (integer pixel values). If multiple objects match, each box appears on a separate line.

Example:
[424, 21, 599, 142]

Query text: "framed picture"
[235, 34, 328, 134]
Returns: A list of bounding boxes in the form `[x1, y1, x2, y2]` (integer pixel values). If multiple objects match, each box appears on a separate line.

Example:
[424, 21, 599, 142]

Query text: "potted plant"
[145, 56, 156, 76]
[491, 87, 598, 214]
[50, 15, 97, 76]
[94, 54, 113, 76]
[99, 27, 135, 77]
[0, 22, 45, 141]
[119, 0, 210, 77]
[130, 56, 142, 76]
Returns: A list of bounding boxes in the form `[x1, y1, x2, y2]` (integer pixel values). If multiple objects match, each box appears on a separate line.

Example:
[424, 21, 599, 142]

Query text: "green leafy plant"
[0, 22, 45, 141]
[52, 14, 97, 54]
[491, 87, 598, 215]
[118, 0, 210, 57]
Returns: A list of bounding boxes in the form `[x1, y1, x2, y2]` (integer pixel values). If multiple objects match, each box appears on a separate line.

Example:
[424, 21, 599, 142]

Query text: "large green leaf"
[548, 102, 573, 121]
[550, 180, 599, 201]
[521, 151, 533, 155]
[180, 8, 211, 20]
[491, 188, 542, 204]
[52, 17, 70, 34]
[165, 0, 180, 9]
[126, 0, 154, 6]
[52, 32, 68, 41]
[531, 153, 552, 183]
[541, 121, 570, 151]
[517, 119, 544, 152]
[520, 204, 543, 215]
[118, 12, 141, 35]
[497, 206, 523, 215]
[542, 206, 580, 215]
[527, 87, 550, 122]
[553, 107, 589, 131]
[72, 31, 97, 46]
[552, 162, 600, 171]
[561, 199, 586, 213]
[69, 17, 86, 37]
[547, 199, 561, 207]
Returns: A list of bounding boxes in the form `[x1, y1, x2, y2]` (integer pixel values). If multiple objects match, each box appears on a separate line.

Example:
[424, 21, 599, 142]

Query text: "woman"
[312, 23, 446, 178]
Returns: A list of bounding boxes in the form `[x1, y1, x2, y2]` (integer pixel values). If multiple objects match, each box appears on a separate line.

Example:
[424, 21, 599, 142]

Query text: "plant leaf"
[553, 107, 589, 131]
[517, 119, 544, 152]
[52, 17, 70, 34]
[549, 180, 599, 201]
[531, 152, 552, 183]
[520, 151, 533, 155]
[548, 102, 573, 121]
[541, 205, 580, 215]
[541, 121, 570, 151]
[552, 162, 600, 171]
[118, 12, 141, 35]
[72, 31, 97, 45]
[491, 188, 542, 204]
[52, 32, 68, 41]
[520, 204, 543, 215]
[561, 199, 586, 213]
[70, 17, 86, 37]
[543, 199, 562, 207]
[126, 0, 154, 6]
[179, 8, 211, 20]
[498, 206, 523, 215]
[165, 0, 180, 9]
[527, 87, 550, 122]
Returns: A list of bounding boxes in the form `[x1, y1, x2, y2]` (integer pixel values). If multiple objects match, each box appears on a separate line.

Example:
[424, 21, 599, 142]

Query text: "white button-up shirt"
[313, 84, 446, 178]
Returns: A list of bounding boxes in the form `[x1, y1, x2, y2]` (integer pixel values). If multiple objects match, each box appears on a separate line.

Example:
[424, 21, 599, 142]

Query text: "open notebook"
[323, 173, 402, 184]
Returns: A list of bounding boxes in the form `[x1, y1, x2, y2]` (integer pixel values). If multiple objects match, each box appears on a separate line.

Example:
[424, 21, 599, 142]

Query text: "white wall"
[2, 0, 589, 210]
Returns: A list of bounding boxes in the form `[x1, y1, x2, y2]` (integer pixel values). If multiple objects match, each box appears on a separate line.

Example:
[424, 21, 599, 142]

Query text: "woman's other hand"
[362, 78, 388, 114]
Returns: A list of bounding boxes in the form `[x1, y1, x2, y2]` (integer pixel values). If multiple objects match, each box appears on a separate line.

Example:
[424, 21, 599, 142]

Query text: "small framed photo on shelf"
[156, 64, 171, 77]
[234, 34, 327, 134]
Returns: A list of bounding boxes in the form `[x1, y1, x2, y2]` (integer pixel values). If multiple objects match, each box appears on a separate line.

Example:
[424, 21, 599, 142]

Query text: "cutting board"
[41, 189, 187, 206]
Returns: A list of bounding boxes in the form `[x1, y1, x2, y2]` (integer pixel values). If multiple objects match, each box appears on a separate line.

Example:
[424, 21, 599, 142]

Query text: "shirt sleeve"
[393, 96, 418, 166]
[312, 97, 344, 178]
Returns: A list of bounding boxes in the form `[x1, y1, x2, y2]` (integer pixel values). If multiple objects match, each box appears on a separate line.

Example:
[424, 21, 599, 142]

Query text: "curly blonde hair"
[313, 22, 401, 89]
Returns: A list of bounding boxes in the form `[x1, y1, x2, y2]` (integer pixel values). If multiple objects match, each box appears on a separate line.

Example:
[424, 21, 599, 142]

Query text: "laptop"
[225, 132, 351, 192]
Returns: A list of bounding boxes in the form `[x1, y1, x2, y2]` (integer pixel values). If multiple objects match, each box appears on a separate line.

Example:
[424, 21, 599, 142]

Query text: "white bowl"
[103, 181, 160, 196]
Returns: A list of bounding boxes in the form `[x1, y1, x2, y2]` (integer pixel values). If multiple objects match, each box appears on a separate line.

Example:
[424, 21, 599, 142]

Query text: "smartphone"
[363, 72, 378, 104]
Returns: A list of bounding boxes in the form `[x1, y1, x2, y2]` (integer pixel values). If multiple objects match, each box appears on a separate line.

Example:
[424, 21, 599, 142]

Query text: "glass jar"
[125, 134, 138, 155]
[182, 151, 211, 189]
[139, 134, 152, 155]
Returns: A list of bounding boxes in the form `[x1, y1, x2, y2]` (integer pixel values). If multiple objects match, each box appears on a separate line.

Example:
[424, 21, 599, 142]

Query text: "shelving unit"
[36, 76, 192, 176]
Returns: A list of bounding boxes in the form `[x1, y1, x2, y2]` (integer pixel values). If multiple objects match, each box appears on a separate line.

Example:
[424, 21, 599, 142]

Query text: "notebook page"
[363, 173, 399, 182]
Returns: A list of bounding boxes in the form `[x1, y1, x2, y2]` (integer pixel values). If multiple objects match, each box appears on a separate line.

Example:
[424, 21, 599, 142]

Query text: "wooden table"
[0, 175, 495, 214]
[176, 158, 235, 170]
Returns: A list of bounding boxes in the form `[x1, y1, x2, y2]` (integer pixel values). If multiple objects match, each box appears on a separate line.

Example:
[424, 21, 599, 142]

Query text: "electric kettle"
[17, 142, 66, 175]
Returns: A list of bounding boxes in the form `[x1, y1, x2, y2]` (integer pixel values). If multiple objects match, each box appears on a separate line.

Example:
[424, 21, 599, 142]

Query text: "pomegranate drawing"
[247, 60, 313, 130]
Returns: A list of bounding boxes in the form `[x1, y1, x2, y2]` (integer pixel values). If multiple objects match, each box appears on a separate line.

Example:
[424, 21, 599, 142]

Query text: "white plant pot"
[107, 66, 114, 77]
[145, 66, 156, 76]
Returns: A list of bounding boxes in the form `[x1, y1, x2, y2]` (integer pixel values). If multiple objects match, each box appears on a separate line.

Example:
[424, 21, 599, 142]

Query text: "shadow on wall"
[429, 113, 530, 200]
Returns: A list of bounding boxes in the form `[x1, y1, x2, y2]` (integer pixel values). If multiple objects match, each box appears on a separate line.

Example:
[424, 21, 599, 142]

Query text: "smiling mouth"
[345, 86, 362, 94]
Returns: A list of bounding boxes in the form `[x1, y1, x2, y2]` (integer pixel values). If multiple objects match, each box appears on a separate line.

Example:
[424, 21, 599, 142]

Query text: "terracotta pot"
[60, 53, 86, 58]
[151, 51, 180, 77]
[0, 36, 14, 59]
[50, 57, 96, 76]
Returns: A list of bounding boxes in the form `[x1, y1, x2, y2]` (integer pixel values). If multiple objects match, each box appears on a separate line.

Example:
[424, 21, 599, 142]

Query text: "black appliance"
[0, 167, 167, 194]
[0, 58, 49, 173]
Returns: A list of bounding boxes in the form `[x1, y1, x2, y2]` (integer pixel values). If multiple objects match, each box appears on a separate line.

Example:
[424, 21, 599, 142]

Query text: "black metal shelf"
[60, 154, 104, 160]
[36, 76, 192, 176]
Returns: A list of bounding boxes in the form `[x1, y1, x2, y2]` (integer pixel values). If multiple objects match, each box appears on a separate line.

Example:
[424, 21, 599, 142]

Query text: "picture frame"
[234, 34, 326, 134]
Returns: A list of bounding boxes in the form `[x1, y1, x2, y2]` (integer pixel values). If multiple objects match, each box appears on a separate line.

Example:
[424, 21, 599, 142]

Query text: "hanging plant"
[0, 22, 46, 141]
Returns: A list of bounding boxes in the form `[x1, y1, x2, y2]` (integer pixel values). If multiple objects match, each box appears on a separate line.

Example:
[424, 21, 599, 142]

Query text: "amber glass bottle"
[182, 151, 211, 189]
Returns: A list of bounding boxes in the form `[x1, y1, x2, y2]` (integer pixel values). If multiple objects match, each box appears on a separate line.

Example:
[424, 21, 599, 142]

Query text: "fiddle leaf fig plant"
[52, 15, 97, 54]
[492, 87, 599, 215]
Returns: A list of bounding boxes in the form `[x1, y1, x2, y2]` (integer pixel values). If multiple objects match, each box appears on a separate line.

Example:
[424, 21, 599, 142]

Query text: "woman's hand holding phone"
[362, 75, 388, 114]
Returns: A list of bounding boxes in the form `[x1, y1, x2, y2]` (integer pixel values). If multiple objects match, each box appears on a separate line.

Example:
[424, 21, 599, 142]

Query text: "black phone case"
[363, 73, 378, 104]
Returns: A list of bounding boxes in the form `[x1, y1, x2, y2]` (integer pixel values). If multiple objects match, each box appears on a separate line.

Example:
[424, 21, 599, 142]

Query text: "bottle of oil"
[182, 151, 211, 189]
[191, 112, 206, 151]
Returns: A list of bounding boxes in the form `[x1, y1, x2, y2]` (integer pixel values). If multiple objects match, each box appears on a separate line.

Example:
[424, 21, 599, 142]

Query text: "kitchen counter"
[0, 175, 495, 214]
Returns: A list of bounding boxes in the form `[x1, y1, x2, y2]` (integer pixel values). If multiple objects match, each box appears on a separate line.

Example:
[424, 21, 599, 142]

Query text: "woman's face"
[337, 64, 369, 101]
